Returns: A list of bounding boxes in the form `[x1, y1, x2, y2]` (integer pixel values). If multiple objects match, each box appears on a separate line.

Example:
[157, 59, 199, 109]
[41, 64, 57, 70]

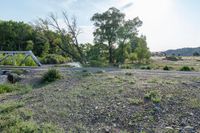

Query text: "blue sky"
[0, 0, 200, 51]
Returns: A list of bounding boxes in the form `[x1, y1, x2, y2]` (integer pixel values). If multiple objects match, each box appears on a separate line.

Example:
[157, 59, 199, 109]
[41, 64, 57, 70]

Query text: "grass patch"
[128, 98, 143, 105]
[0, 101, 64, 133]
[188, 98, 200, 108]
[42, 69, 62, 83]
[0, 84, 32, 95]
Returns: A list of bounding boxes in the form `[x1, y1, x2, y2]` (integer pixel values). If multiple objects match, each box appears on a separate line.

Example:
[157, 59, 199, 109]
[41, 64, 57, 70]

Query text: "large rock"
[7, 73, 22, 83]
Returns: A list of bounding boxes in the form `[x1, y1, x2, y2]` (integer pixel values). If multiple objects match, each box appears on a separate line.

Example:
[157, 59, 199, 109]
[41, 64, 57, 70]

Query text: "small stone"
[113, 123, 117, 127]
[184, 126, 194, 130]
[165, 126, 174, 130]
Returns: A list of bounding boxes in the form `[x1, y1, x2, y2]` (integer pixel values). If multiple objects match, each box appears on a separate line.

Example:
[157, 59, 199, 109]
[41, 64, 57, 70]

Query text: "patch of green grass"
[0, 84, 32, 94]
[144, 91, 161, 103]
[0, 101, 64, 133]
[42, 69, 62, 83]
[128, 98, 143, 105]
[188, 98, 200, 108]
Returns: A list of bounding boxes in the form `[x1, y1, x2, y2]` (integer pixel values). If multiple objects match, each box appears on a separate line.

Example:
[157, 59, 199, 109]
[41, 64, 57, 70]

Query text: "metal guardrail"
[0, 51, 42, 67]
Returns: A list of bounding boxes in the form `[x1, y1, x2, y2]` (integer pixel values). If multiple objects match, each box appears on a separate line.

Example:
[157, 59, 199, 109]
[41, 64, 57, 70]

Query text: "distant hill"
[162, 47, 200, 56]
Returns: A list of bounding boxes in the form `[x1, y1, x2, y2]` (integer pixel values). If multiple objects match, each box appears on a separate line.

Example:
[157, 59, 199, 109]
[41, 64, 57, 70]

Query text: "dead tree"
[37, 12, 86, 64]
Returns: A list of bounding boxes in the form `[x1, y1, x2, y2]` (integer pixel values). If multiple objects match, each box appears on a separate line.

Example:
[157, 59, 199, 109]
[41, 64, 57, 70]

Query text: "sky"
[0, 0, 200, 52]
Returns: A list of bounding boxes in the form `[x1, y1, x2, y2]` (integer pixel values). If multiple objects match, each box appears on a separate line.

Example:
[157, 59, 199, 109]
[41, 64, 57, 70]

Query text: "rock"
[184, 126, 194, 133]
[7, 73, 22, 83]
[0, 75, 8, 84]
[165, 126, 174, 130]
[104, 126, 111, 133]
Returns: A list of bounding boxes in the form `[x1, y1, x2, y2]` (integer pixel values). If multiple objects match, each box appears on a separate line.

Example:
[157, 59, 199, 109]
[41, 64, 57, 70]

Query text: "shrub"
[163, 66, 170, 71]
[140, 66, 151, 70]
[41, 54, 70, 64]
[42, 69, 62, 83]
[180, 66, 194, 71]
[119, 64, 132, 69]
[145, 91, 161, 103]
[165, 56, 180, 61]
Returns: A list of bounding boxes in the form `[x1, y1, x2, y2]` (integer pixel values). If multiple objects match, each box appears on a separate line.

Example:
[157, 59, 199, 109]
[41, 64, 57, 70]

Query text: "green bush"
[180, 66, 194, 71]
[145, 91, 161, 103]
[42, 69, 62, 83]
[41, 54, 70, 64]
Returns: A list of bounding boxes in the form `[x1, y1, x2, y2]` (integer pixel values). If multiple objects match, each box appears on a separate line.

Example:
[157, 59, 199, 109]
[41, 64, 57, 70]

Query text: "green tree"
[91, 7, 125, 63]
[116, 17, 143, 63]
[134, 36, 151, 63]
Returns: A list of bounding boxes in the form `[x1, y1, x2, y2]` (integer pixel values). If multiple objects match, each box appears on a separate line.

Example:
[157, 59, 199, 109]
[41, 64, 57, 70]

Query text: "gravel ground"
[0, 67, 200, 133]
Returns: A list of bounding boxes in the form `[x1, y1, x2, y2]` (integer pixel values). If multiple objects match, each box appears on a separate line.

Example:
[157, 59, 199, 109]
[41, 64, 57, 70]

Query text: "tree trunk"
[108, 44, 113, 64]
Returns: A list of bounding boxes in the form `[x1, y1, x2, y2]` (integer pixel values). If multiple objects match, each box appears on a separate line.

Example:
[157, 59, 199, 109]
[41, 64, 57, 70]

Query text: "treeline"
[0, 20, 62, 57]
[0, 7, 151, 66]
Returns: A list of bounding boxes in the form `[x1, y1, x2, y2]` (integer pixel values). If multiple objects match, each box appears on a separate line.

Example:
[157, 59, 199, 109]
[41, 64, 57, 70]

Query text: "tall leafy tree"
[116, 17, 143, 63]
[91, 7, 125, 63]
[134, 36, 151, 63]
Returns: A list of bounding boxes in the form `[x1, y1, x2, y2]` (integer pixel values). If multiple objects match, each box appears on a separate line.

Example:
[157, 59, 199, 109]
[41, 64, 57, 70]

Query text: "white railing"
[0, 51, 42, 66]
